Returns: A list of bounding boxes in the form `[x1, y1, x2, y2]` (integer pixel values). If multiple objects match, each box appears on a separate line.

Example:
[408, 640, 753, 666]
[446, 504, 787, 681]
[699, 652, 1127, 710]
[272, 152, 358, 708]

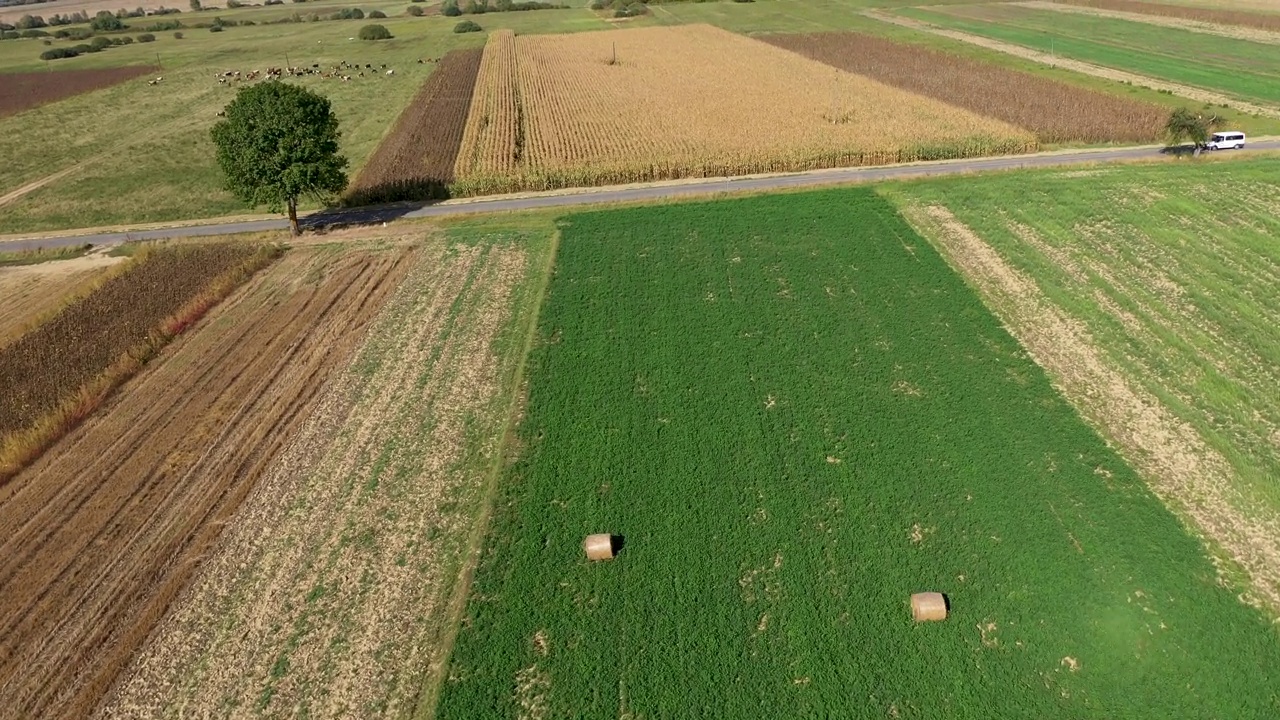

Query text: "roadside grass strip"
[436, 189, 1280, 718]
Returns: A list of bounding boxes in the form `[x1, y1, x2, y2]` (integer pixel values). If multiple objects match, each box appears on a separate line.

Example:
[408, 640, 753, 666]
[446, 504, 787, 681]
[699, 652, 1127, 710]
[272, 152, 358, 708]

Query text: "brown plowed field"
[762, 32, 1165, 144]
[0, 245, 415, 719]
[346, 48, 484, 205]
[0, 67, 156, 119]
[0, 254, 124, 345]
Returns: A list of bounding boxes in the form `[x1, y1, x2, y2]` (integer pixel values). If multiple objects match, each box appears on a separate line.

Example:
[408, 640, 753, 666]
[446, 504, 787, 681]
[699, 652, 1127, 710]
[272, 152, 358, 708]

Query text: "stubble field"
[98, 224, 552, 719]
[0, 252, 123, 343]
[0, 242, 415, 719]
[449, 25, 1036, 195]
[435, 188, 1280, 718]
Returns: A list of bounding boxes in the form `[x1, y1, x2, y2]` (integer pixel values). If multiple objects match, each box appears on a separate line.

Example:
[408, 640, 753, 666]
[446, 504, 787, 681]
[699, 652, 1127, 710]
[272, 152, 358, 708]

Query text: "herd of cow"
[211, 57, 442, 85]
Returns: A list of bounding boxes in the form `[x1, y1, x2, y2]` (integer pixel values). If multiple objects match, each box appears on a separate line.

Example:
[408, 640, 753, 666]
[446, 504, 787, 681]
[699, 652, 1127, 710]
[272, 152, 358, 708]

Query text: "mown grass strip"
[0, 243, 94, 267]
[0, 242, 281, 482]
[437, 188, 1280, 718]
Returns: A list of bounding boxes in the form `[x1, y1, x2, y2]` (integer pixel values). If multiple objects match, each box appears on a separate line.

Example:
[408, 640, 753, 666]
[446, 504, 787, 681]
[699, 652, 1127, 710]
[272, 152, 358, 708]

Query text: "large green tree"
[211, 81, 348, 236]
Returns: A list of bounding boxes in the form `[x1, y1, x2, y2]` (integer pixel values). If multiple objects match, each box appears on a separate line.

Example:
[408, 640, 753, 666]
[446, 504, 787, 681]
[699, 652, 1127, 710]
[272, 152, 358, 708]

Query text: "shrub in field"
[173, 30, 183, 38]
[358, 22, 390, 39]
[16, 14, 46, 29]
[40, 46, 78, 59]
[209, 23, 222, 31]
[332, 7, 363, 18]
[454, 19, 481, 31]
[143, 19, 183, 30]
[368, 9, 385, 17]
[0, 30, 17, 40]
[136, 32, 154, 41]
[20, 28, 49, 37]
[406, 5, 423, 15]
[442, 0, 461, 15]
[88, 35, 111, 51]
[90, 10, 125, 30]
[226, 0, 244, 7]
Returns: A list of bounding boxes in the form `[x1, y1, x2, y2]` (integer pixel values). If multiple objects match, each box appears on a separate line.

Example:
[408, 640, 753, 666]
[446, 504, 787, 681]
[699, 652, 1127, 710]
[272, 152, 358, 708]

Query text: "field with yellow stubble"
[451, 25, 1037, 194]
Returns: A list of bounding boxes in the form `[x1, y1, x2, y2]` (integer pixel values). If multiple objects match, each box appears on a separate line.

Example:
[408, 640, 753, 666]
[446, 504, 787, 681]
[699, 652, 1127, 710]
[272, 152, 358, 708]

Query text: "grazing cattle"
[386, 69, 394, 76]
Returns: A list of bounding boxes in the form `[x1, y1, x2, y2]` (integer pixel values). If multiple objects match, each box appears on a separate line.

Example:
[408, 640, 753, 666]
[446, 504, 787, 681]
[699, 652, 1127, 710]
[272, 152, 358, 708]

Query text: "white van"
[1206, 131, 1246, 150]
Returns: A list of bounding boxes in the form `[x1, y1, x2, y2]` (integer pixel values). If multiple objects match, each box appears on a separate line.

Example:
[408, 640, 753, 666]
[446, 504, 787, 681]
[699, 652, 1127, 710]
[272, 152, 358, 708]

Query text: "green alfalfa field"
[434, 188, 1280, 718]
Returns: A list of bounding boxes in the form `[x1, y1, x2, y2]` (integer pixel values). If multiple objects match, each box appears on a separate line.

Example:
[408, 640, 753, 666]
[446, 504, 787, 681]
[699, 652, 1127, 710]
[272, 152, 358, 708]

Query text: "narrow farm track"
[0, 246, 414, 720]
[0, 164, 85, 208]
[862, 9, 1280, 119]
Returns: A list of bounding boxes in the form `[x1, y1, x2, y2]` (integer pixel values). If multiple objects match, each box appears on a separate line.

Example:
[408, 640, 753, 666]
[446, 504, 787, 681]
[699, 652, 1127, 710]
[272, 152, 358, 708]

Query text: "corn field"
[762, 31, 1167, 144]
[451, 25, 1037, 195]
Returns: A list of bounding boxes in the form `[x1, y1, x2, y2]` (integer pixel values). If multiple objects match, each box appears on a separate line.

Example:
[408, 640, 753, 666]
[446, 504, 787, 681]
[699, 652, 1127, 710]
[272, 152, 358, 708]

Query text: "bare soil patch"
[101, 237, 530, 718]
[0, 246, 414, 719]
[0, 67, 156, 119]
[904, 203, 1280, 613]
[863, 9, 1280, 119]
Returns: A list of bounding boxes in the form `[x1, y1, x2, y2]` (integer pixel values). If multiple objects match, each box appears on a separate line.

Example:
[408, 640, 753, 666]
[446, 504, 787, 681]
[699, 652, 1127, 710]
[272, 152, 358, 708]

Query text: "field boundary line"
[412, 228, 561, 720]
[1020, 1, 1280, 45]
[900, 201, 1280, 616]
[861, 8, 1280, 120]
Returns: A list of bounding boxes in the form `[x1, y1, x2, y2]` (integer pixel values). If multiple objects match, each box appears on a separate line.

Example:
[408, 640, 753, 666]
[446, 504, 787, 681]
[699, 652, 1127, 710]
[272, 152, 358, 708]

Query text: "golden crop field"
[452, 25, 1037, 194]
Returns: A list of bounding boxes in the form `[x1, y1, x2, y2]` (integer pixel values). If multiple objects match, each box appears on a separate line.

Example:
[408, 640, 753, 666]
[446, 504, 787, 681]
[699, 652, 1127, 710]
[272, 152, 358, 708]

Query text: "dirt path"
[1018, 1, 1280, 44]
[903, 204, 1280, 614]
[101, 237, 532, 718]
[0, 253, 124, 345]
[0, 246, 414, 719]
[0, 165, 85, 208]
[862, 9, 1280, 120]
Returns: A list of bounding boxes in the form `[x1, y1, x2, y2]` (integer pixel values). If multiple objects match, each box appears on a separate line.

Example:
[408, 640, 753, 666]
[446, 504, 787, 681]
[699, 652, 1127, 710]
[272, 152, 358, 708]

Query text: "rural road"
[4, 142, 1278, 251]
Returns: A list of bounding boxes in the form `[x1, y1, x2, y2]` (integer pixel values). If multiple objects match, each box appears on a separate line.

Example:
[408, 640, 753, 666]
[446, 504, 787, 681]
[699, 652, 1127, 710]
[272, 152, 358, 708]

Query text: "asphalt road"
[4, 142, 1276, 252]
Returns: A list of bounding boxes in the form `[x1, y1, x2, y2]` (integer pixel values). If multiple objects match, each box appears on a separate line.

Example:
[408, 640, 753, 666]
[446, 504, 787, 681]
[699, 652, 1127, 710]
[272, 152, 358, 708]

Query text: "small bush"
[43, 38, 52, 45]
[588, 0, 602, 8]
[20, 28, 49, 37]
[406, 4, 423, 14]
[174, 30, 184, 38]
[368, 9, 386, 17]
[442, 0, 461, 15]
[0, 30, 18, 41]
[226, 0, 244, 7]
[40, 46, 79, 59]
[136, 32, 155, 41]
[332, 7, 364, 18]
[118, 35, 134, 43]
[265, 0, 284, 4]
[453, 19, 481, 32]
[88, 35, 112, 51]
[464, 0, 486, 13]
[209, 23, 223, 31]
[357, 23, 390, 39]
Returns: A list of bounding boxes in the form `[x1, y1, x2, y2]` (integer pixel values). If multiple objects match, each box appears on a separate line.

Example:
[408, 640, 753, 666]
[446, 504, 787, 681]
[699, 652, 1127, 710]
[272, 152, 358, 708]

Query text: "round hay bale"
[583, 533, 614, 561]
[911, 592, 947, 622]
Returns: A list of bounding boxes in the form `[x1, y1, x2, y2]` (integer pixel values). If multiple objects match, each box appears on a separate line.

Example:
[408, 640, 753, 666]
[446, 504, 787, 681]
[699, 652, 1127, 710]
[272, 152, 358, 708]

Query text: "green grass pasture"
[434, 188, 1280, 718]
[888, 155, 1280, 539]
[900, 4, 1280, 105]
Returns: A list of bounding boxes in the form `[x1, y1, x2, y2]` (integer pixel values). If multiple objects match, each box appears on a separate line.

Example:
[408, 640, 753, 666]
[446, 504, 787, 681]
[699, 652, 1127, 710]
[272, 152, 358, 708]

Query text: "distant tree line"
[441, 0, 567, 16]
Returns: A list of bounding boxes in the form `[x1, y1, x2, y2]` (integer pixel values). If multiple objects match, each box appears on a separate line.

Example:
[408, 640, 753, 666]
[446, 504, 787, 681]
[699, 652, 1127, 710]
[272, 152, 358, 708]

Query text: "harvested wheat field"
[0, 253, 124, 345]
[451, 25, 1036, 195]
[347, 48, 485, 205]
[762, 32, 1166, 144]
[0, 244, 415, 719]
[101, 228, 547, 718]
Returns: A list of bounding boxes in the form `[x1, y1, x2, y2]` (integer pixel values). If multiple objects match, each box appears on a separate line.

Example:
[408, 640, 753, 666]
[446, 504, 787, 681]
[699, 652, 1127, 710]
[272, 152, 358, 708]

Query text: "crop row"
[762, 32, 1166, 144]
[449, 25, 1036, 194]
[346, 48, 484, 205]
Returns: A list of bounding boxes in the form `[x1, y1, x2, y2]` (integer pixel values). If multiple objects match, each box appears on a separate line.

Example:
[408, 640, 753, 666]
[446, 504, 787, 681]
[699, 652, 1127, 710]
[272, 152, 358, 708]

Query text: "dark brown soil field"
[0, 244, 262, 439]
[346, 48, 483, 205]
[762, 32, 1166, 144]
[0, 246, 416, 719]
[1064, 0, 1280, 31]
[0, 66, 156, 119]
